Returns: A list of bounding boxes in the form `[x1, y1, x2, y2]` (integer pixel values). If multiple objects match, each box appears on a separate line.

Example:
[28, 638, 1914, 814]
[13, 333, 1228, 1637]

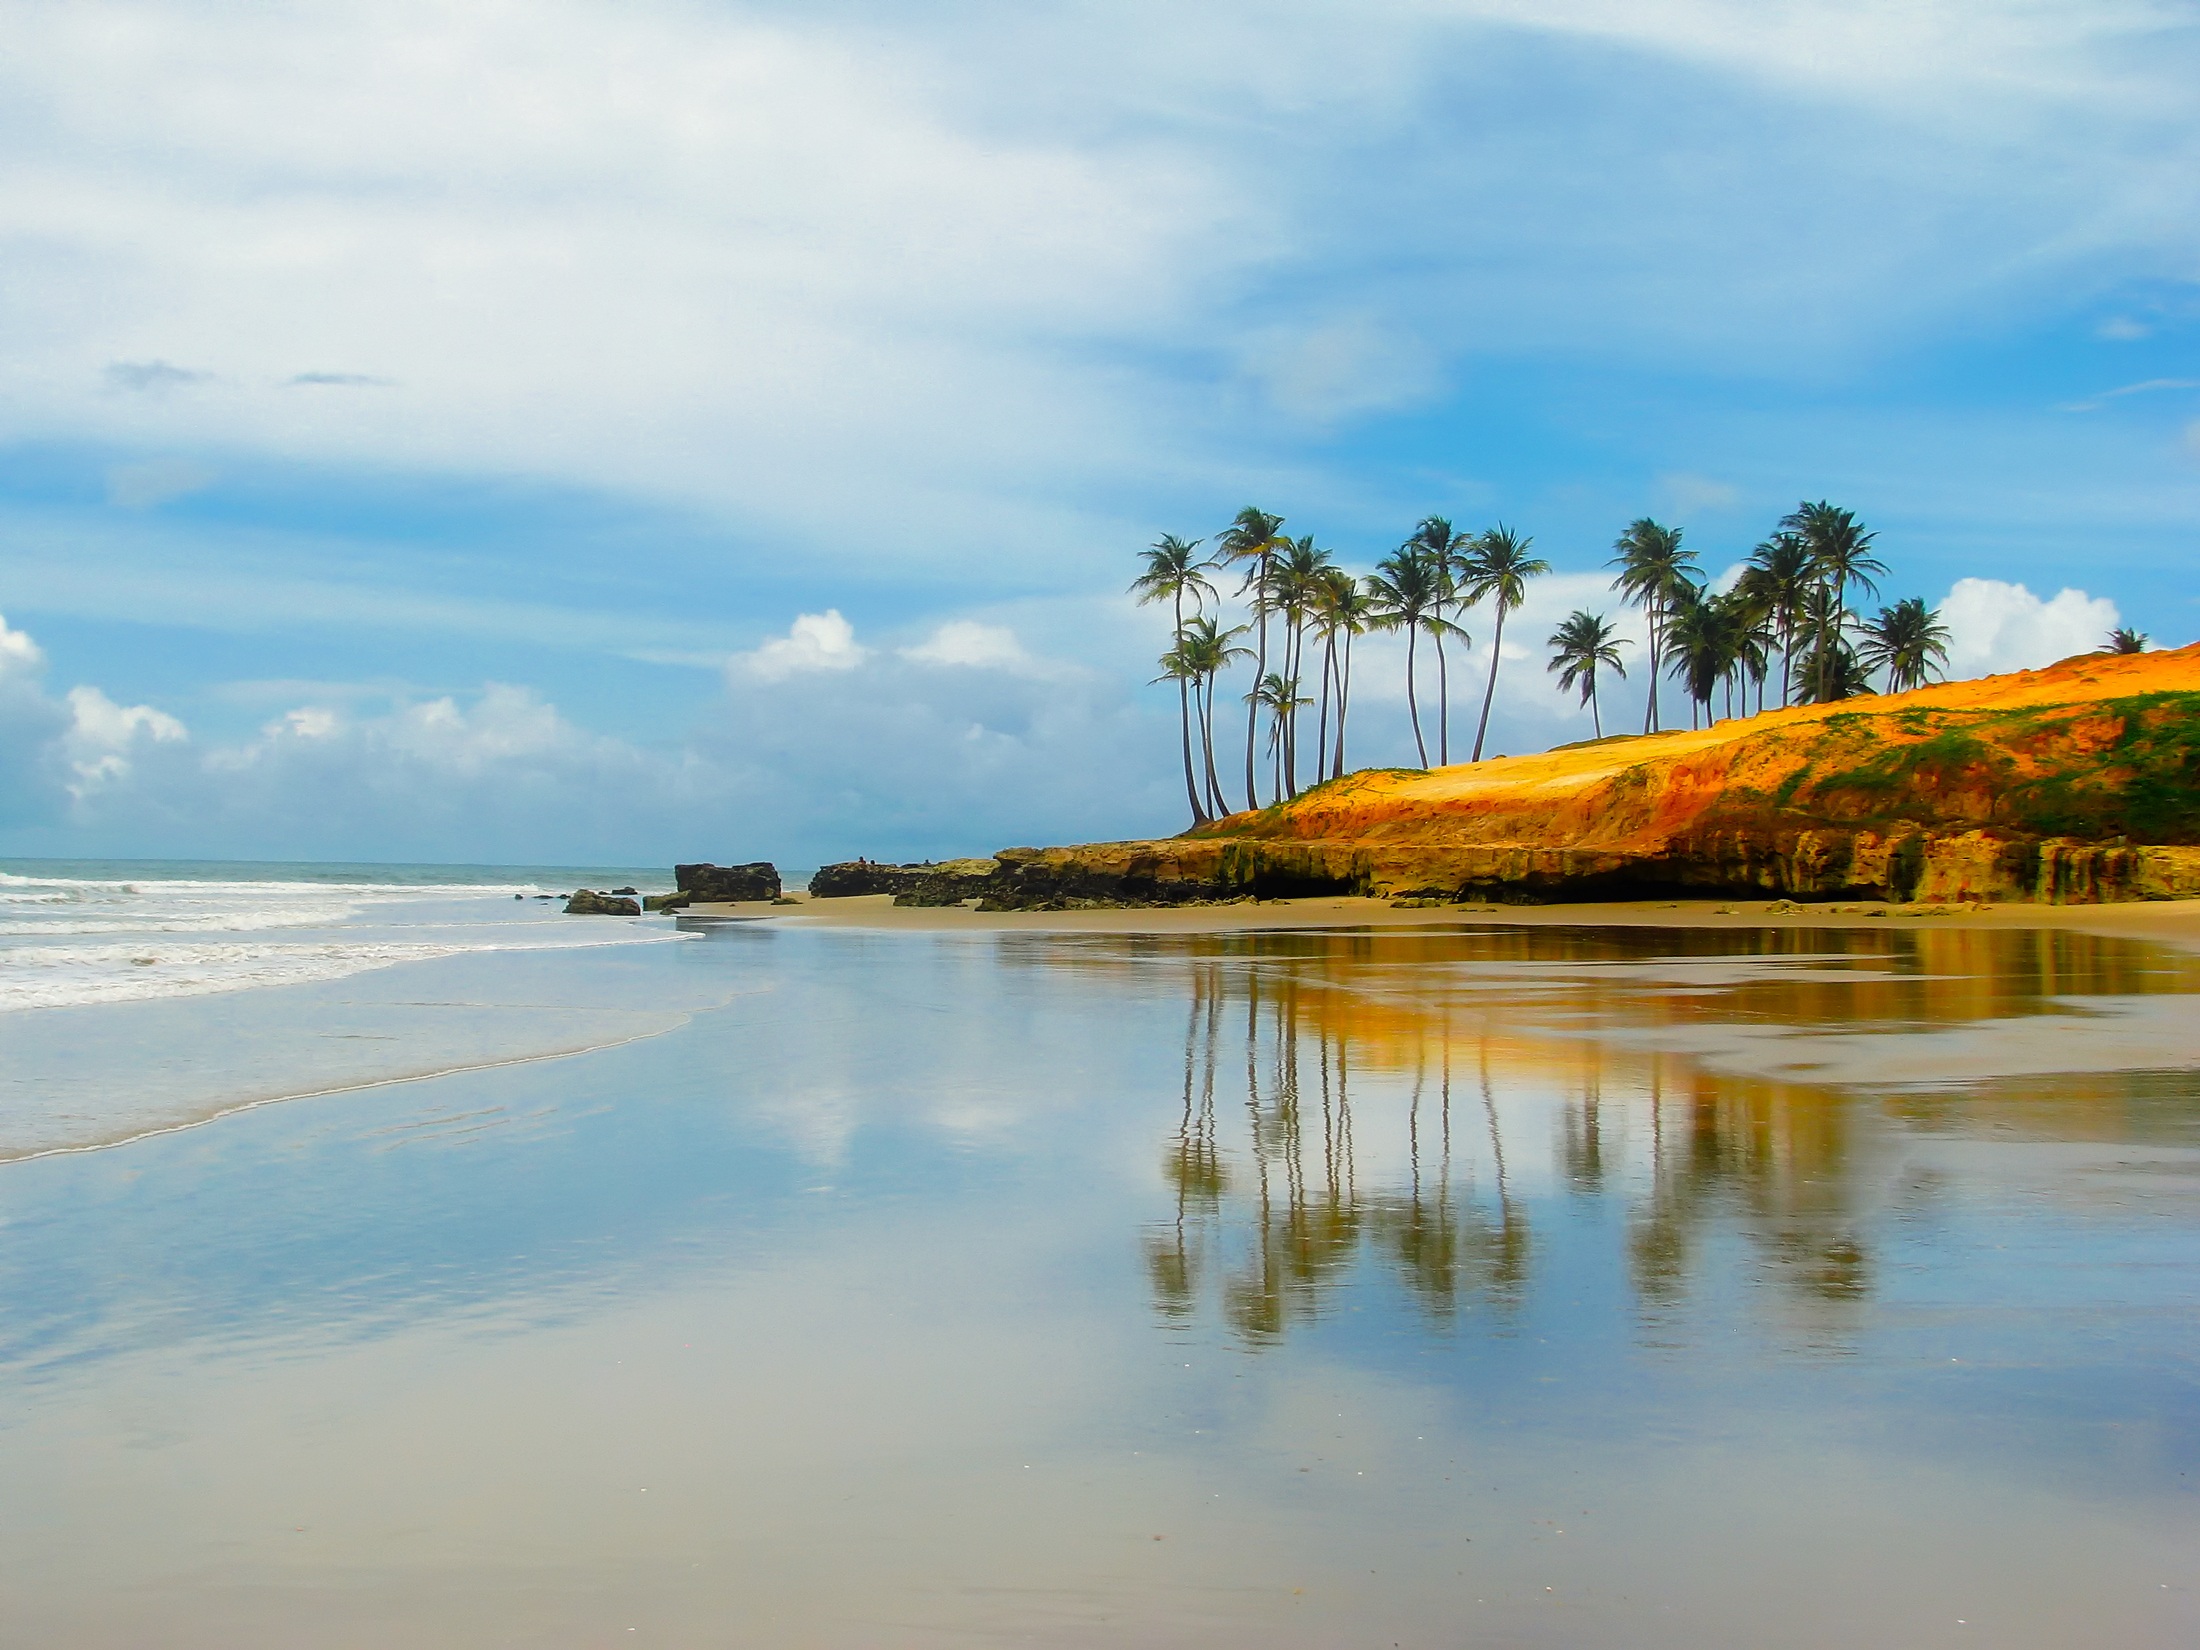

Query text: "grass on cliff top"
[1759, 690, 2200, 842]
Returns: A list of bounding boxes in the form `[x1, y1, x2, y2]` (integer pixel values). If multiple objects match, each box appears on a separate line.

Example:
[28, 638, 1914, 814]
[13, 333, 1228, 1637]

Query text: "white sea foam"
[0, 868, 674, 1012]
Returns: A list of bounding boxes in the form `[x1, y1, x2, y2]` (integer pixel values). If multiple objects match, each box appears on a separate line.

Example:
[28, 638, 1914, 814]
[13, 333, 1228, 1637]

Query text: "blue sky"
[2, 0, 2197, 867]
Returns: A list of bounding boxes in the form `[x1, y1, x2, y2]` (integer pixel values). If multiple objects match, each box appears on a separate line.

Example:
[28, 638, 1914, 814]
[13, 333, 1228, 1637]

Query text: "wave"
[0, 930, 683, 1013]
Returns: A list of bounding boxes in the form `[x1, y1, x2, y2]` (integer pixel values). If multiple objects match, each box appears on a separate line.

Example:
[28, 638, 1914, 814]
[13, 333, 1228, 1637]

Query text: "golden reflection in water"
[1024, 924, 2200, 1347]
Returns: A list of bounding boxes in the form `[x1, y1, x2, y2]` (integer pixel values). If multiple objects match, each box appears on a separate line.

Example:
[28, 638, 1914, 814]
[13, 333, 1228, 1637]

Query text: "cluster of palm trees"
[1135, 507, 1552, 824]
[1137, 499, 1955, 826]
[1604, 501, 1951, 734]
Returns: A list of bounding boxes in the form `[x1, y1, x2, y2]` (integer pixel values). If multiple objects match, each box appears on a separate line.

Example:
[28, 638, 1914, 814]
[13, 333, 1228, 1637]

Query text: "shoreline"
[687, 891, 2200, 950]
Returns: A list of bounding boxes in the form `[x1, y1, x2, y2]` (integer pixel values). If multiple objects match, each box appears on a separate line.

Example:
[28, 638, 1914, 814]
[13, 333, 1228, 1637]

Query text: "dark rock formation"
[808, 858, 998, 904]
[565, 889, 642, 916]
[674, 862, 782, 902]
[644, 891, 691, 912]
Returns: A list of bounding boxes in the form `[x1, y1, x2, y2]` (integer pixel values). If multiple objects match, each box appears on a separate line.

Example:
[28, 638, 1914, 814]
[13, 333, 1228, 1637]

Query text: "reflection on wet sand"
[1029, 923, 2200, 1346]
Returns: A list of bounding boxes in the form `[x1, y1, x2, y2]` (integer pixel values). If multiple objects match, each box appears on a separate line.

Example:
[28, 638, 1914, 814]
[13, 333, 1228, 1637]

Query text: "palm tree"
[1270, 536, 1332, 797]
[1791, 584, 1869, 705]
[1737, 531, 1813, 707]
[1781, 501, 1886, 704]
[1547, 611, 1629, 739]
[1177, 616, 1250, 817]
[1214, 507, 1290, 810]
[1402, 517, 1475, 763]
[2100, 625, 2150, 655]
[1132, 534, 1216, 824]
[1859, 597, 1951, 692]
[1608, 519, 1700, 733]
[1324, 574, 1378, 780]
[1662, 586, 1730, 728]
[1248, 672, 1312, 803]
[1365, 546, 1443, 767]
[1457, 525, 1548, 762]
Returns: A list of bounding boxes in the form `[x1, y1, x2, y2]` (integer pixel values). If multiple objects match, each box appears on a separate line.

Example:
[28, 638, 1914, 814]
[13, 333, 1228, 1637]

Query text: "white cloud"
[0, 0, 2192, 589]
[901, 621, 1056, 676]
[736, 611, 869, 683]
[58, 685, 187, 801]
[0, 612, 45, 681]
[1938, 577, 2120, 677]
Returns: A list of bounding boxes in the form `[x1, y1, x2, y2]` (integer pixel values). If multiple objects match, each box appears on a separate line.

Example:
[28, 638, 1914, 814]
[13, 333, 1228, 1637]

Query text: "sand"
[685, 890, 2200, 952]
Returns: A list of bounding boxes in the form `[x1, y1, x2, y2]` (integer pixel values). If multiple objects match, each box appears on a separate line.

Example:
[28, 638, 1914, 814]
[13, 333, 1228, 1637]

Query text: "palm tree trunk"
[1200, 675, 1227, 817]
[1641, 606, 1661, 734]
[1314, 632, 1333, 789]
[1177, 676, 1205, 825]
[1244, 569, 1268, 810]
[1471, 602, 1507, 762]
[1590, 674, 1602, 739]
[1283, 614, 1301, 798]
[1173, 592, 1206, 827]
[1434, 628, 1450, 766]
[1334, 631, 1353, 780]
[1405, 628, 1427, 766]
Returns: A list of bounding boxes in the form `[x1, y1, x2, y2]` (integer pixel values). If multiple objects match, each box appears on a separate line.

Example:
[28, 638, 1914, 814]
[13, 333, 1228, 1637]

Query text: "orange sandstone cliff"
[984, 644, 2200, 906]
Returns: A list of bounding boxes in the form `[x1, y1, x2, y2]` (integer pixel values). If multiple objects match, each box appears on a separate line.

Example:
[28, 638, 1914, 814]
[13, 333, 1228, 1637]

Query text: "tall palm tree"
[1781, 501, 1886, 704]
[1132, 534, 1216, 824]
[1270, 536, 1332, 798]
[1859, 597, 1951, 692]
[1608, 519, 1699, 734]
[1457, 525, 1548, 762]
[1402, 517, 1475, 763]
[1737, 530, 1813, 707]
[1214, 507, 1290, 810]
[1325, 574, 1378, 780]
[1365, 546, 1442, 767]
[1176, 616, 1250, 817]
[1546, 611, 1629, 739]
[2100, 625, 2150, 655]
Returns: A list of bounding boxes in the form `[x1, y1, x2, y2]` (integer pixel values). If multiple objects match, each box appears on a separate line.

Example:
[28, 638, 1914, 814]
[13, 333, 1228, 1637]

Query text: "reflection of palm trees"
[1108, 921, 2200, 1348]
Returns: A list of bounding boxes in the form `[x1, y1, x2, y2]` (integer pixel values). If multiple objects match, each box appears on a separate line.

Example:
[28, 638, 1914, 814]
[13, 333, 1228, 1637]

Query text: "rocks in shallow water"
[564, 889, 641, 916]
[674, 862, 782, 902]
[643, 891, 691, 912]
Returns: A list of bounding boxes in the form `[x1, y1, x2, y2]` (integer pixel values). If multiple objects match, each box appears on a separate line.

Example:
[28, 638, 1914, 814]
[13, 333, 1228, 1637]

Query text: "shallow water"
[0, 910, 2195, 1646]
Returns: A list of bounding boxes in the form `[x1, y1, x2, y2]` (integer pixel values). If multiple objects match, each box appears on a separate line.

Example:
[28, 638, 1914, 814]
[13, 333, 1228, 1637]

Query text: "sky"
[1, 0, 2196, 869]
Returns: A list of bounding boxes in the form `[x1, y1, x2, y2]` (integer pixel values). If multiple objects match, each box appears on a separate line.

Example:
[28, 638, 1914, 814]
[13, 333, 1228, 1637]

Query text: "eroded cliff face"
[992, 645, 2200, 907]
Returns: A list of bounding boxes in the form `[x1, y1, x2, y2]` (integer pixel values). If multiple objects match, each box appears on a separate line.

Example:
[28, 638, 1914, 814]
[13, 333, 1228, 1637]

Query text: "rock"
[565, 889, 641, 916]
[610, 886, 638, 896]
[643, 891, 691, 912]
[674, 862, 782, 902]
[808, 858, 997, 900]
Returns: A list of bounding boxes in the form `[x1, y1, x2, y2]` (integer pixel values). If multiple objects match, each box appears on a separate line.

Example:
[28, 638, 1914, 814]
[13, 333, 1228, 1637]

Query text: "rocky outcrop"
[565, 889, 642, 916]
[674, 862, 782, 902]
[808, 858, 997, 902]
[1010, 645, 2200, 907]
[643, 891, 691, 912]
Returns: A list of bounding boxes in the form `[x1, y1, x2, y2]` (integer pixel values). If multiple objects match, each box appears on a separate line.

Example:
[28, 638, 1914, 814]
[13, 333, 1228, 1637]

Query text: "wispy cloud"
[285, 371, 393, 388]
[102, 360, 211, 394]
[2060, 378, 2200, 412]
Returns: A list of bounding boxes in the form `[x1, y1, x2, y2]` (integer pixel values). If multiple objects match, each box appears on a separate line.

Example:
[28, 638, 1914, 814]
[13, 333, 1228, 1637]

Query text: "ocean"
[0, 862, 2195, 1645]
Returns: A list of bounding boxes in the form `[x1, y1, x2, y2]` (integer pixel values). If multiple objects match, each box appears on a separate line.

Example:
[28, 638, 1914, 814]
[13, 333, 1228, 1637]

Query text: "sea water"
[0, 870, 2195, 1646]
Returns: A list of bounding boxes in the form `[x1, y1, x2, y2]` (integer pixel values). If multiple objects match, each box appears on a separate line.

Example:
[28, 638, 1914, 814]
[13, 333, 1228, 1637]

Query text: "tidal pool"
[0, 918, 2194, 1646]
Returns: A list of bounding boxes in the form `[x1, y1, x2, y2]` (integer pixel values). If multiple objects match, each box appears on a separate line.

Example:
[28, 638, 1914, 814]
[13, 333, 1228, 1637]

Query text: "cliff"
[985, 644, 2200, 907]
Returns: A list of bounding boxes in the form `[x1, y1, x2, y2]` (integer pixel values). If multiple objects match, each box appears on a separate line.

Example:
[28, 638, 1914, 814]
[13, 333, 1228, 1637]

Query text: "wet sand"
[697, 890, 2200, 951]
